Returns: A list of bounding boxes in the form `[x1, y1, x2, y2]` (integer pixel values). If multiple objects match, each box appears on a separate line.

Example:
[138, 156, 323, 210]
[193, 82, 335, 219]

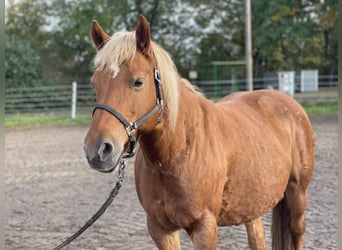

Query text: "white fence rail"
[5, 74, 337, 116]
[194, 74, 338, 98]
[5, 83, 95, 116]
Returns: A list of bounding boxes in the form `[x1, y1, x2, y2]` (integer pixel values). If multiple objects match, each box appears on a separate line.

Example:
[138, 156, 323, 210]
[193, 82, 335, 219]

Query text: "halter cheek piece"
[92, 66, 163, 158]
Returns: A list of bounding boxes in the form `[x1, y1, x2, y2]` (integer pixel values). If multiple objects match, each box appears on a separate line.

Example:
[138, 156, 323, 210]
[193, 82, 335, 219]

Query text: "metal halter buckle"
[154, 68, 161, 83]
[125, 123, 137, 141]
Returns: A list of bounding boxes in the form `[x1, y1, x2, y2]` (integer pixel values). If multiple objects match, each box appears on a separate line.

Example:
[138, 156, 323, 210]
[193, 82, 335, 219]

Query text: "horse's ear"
[135, 15, 152, 57]
[91, 20, 110, 50]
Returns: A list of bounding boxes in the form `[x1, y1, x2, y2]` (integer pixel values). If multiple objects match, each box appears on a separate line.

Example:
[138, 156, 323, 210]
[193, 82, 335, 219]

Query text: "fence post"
[71, 81, 77, 119]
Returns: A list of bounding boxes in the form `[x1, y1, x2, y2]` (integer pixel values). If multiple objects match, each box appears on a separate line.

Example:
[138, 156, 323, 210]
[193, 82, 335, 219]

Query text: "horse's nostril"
[98, 140, 114, 162]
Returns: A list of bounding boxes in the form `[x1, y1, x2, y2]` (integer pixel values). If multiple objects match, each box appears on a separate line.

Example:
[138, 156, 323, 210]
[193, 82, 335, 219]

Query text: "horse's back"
[216, 89, 315, 225]
[221, 89, 315, 158]
[219, 89, 305, 118]
[218, 90, 314, 139]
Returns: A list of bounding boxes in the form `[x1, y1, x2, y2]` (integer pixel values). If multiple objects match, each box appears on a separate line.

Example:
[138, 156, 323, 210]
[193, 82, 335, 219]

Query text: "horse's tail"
[271, 198, 294, 250]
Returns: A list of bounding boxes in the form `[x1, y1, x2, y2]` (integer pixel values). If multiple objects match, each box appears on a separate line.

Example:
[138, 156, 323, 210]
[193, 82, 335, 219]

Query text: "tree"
[252, 0, 338, 76]
[5, 0, 337, 88]
[6, 0, 50, 43]
[46, 0, 178, 84]
[5, 35, 43, 88]
[47, 0, 246, 82]
[315, 0, 338, 75]
[5, 0, 50, 88]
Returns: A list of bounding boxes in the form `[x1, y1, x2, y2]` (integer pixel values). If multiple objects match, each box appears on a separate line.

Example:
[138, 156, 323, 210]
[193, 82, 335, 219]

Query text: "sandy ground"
[5, 115, 337, 249]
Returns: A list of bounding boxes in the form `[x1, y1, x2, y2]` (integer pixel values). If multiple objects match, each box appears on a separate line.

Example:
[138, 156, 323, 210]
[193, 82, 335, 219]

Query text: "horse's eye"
[132, 79, 144, 89]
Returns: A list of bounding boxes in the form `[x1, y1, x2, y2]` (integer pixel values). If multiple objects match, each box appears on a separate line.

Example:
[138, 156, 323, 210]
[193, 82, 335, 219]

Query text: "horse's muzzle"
[83, 139, 122, 173]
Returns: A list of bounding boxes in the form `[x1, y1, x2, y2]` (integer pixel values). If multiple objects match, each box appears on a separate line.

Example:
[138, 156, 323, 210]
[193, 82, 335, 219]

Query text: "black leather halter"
[92, 66, 163, 158]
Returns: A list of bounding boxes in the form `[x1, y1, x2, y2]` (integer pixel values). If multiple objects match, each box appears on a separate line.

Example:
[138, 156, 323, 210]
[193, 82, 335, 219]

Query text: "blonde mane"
[181, 78, 205, 97]
[93, 31, 180, 130]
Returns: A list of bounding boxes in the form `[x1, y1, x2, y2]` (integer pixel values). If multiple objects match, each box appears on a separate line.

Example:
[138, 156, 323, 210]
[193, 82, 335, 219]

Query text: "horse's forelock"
[93, 32, 137, 72]
[93, 31, 180, 130]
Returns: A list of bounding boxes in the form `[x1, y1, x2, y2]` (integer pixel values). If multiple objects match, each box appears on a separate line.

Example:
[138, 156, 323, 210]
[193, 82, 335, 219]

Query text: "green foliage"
[4, 0, 338, 88]
[6, 0, 50, 42]
[5, 35, 43, 88]
[45, 0, 178, 84]
[5, 0, 51, 87]
[252, 0, 338, 75]
[47, 0, 114, 84]
[193, 1, 244, 62]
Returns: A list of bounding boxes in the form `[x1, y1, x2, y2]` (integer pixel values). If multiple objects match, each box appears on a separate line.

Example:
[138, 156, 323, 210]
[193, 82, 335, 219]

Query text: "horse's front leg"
[245, 217, 266, 250]
[147, 215, 181, 250]
[189, 209, 218, 250]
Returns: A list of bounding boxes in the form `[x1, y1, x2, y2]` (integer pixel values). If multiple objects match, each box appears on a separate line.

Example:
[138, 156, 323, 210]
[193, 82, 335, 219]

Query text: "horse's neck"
[139, 83, 211, 167]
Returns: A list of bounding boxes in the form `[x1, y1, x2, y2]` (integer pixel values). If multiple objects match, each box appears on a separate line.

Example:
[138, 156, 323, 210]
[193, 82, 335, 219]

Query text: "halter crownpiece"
[92, 66, 163, 158]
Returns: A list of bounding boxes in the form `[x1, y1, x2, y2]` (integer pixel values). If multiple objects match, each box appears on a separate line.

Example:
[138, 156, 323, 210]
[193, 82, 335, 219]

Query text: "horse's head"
[83, 15, 164, 172]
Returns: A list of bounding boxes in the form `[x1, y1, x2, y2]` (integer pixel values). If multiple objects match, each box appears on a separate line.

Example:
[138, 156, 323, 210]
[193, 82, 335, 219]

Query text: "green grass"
[5, 114, 91, 128]
[5, 102, 338, 128]
[302, 102, 338, 116]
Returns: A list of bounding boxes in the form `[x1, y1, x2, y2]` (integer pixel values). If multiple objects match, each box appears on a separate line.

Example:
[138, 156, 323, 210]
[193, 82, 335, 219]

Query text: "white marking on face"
[111, 66, 120, 79]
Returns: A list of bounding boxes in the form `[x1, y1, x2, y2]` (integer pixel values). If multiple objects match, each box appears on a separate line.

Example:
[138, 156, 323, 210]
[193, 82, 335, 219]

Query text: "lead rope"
[52, 159, 126, 250]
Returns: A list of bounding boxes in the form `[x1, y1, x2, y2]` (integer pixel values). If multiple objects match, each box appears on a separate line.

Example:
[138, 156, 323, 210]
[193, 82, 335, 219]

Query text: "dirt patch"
[5, 115, 337, 249]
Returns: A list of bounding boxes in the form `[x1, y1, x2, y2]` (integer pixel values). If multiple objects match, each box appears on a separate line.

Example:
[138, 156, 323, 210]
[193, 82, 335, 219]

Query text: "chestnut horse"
[83, 15, 315, 250]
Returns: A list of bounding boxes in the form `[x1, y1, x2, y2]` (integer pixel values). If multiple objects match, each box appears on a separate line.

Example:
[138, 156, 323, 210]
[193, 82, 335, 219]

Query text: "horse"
[83, 15, 315, 250]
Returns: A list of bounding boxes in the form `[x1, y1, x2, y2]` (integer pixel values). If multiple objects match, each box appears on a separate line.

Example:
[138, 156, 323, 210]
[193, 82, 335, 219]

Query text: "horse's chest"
[148, 176, 216, 230]
[151, 197, 195, 230]
[136, 156, 226, 229]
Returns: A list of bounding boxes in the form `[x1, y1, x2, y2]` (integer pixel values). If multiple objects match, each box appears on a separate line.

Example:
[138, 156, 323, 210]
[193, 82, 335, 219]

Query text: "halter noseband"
[92, 66, 163, 158]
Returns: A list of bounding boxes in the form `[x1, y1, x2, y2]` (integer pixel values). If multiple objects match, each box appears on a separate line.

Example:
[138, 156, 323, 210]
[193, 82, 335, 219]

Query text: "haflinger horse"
[83, 15, 315, 250]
